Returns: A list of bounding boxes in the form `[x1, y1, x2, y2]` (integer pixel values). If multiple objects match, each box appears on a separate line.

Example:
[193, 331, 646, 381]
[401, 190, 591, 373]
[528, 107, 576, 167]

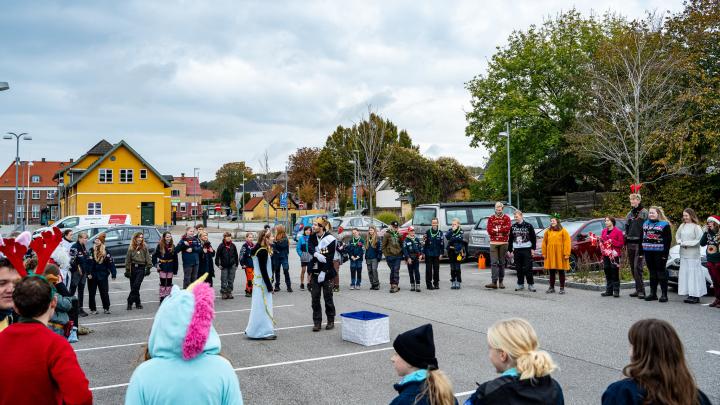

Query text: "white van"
[34, 214, 132, 235]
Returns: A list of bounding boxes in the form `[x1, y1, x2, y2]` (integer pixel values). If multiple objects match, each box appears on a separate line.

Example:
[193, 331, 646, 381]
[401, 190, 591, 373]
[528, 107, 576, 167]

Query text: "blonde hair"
[629, 193, 642, 201]
[418, 369, 455, 405]
[487, 318, 557, 380]
[367, 226, 378, 247]
[649, 206, 669, 222]
[94, 240, 107, 263]
[315, 217, 332, 231]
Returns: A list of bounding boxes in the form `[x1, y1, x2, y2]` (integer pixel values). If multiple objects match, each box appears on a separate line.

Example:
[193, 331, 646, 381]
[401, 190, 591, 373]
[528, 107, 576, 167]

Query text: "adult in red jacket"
[0, 276, 92, 405]
[486, 202, 512, 289]
[600, 217, 625, 298]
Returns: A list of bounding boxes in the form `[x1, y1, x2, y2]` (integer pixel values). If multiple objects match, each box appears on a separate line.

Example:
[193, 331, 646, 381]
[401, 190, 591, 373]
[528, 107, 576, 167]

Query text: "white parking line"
[708, 350, 720, 356]
[82, 305, 295, 326]
[103, 296, 222, 308]
[455, 390, 475, 398]
[90, 345, 391, 391]
[76, 322, 336, 353]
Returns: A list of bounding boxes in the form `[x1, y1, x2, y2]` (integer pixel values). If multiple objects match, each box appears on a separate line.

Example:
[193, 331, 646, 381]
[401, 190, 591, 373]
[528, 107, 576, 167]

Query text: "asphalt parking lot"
[74, 233, 720, 404]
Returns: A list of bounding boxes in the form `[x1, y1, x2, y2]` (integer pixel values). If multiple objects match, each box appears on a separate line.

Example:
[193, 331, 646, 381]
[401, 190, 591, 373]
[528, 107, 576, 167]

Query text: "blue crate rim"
[340, 311, 389, 321]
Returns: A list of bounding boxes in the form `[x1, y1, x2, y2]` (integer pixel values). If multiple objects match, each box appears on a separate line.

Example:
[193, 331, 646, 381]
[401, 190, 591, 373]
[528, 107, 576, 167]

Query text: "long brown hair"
[256, 229, 273, 255]
[682, 208, 700, 225]
[624, 319, 701, 405]
[93, 239, 107, 263]
[274, 225, 287, 241]
[367, 226, 378, 247]
[158, 232, 174, 255]
[131, 232, 145, 250]
[417, 368, 455, 405]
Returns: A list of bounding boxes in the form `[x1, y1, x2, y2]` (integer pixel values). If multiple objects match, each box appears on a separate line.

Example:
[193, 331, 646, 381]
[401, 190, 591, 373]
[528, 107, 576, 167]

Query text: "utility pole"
[3, 132, 31, 230]
[499, 123, 512, 206]
[316, 178, 321, 210]
[193, 167, 200, 226]
[285, 161, 289, 231]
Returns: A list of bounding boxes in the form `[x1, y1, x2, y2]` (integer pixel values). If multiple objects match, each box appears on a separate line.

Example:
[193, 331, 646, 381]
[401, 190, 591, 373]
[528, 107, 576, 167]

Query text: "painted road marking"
[707, 350, 720, 356]
[90, 345, 390, 391]
[455, 390, 475, 398]
[76, 321, 327, 353]
[82, 305, 294, 326]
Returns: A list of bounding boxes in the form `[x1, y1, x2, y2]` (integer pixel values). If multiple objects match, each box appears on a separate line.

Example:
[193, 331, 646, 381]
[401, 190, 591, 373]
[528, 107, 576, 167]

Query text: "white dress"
[245, 248, 275, 339]
[676, 223, 707, 297]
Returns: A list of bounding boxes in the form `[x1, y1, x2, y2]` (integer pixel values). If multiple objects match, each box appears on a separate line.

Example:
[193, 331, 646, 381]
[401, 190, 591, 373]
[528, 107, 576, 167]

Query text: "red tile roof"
[173, 176, 201, 196]
[243, 196, 264, 211]
[0, 160, 71, 188]
[201, 188, 218, 200]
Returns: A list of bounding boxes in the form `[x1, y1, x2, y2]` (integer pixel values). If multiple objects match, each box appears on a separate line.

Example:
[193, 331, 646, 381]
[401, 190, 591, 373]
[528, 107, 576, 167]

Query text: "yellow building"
[55, 140, 173, 226]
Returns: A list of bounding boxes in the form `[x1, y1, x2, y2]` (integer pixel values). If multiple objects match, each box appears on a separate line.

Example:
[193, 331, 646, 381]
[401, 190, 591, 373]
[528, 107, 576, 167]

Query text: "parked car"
[468, 213, 551, 259]
[226, 213, 239, 221]
[398, 220, 413, 240]
[666, 245, 714, 294]
[85, 225, 161, 267]
[34, 214, 132, 236]
[331, 216, 388, 244]
[412, 202, 517, 257]
[532, 218, 627, 272]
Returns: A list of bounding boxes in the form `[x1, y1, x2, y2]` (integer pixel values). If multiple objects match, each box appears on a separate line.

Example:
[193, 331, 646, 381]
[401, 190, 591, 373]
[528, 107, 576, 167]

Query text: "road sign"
[280, 192, 288, 208]
[299, 202, 305, 210]
[352, 185, 357, 207]
[214, 203, 221, 212]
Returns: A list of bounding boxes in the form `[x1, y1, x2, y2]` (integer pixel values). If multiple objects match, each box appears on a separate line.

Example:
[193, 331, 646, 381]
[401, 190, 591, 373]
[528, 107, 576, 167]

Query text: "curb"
[533, 277, 648, 291]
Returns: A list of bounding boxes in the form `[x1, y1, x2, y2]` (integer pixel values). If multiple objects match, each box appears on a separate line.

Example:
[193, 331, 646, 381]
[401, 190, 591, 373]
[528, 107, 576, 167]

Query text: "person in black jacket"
[445, 219, 464, 290]
[68, 233, 91, 317]
[602, 319, 711, 405]
[309, 217, 336, 332]
[508, 211, 537, 292]
[625, 193, 649, 298]
[87, 234, 117, 315]
[423, 218, 444, 290]
[175, 227, 202, 289]
[403, 227, 423, 292]
[152, 232, 179, 303]
[215, 231, 239, 299]
[197, 231, 215, 287]
[272, 225, 292, 293]
[641, 206, 673, 303]
[466, 318, 564, 405]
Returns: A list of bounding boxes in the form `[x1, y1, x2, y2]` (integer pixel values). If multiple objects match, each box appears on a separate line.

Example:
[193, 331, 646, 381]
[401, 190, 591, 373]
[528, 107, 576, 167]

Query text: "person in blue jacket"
[403, 226, 424, 292]
[390, 324, 457, 405]
[175, 227, 202, 289]
[125, 275, 243, 405]
[296, 226, 312, 291]
[346, 228, 365, 289]
[365, 226, 383, 290]
[445, 218, 465, 290]
[272, 225, 292, 293]
[87, 234, 117, 315]
[423, 218, 444, 290]
[601, 318, 711, 405]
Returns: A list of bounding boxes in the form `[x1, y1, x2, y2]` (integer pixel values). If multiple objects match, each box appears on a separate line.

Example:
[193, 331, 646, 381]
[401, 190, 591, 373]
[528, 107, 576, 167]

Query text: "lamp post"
[239, 171, 245, 231]
[25, 161, 33, 229]
[3, 132, 32, 229]
[193, 167, 200, 226]
[499, 123, 512, 206]
[316, 178, 321, 210]
[0, 82, 8, 91]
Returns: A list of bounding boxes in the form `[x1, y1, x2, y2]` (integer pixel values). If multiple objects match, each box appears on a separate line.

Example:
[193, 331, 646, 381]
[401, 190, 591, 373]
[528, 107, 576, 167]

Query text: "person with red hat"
[701, 215, 720, 307]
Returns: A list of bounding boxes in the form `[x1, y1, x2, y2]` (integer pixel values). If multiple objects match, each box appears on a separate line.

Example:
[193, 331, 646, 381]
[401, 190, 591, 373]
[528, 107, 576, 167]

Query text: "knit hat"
[393, 324, 438, 370]
[708, 216, 720, 225]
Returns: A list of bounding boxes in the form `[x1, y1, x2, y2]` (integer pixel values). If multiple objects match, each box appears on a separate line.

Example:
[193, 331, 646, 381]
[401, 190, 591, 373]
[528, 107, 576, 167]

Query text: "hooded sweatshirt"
[125, 283, 243, 405]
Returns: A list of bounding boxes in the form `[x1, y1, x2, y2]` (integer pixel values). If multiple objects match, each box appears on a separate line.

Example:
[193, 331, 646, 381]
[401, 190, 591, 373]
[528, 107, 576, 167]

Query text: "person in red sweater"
[0, 275, 92, 405]
[486, 202, 512, 289]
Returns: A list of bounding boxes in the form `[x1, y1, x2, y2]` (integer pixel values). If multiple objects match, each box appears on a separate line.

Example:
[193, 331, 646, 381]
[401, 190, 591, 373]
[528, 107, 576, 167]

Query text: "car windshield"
[332, 219, 342, 229]
[413, 208, 435, 226]
[537, 222, 584, 237]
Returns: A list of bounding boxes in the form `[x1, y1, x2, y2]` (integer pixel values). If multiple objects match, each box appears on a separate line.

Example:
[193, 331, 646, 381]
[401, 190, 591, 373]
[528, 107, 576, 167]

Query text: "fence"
[549, 191, 619, 216]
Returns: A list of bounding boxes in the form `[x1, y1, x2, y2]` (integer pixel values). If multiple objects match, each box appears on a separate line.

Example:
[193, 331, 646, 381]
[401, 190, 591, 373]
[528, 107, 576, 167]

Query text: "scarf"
[631, 204, 644, 219]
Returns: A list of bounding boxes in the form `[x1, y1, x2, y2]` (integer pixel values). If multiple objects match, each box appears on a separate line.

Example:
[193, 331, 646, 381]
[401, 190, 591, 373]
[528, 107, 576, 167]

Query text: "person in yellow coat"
[542, 215, 571, 294]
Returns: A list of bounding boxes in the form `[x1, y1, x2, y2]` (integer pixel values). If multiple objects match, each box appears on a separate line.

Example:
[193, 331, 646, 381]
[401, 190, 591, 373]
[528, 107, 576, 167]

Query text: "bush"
[375, 211, 400, 226]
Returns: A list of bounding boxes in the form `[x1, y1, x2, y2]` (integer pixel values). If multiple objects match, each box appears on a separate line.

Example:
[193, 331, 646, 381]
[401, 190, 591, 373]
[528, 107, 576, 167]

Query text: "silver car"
[331, 216, 388, 244]
[468, 213, 551, 258]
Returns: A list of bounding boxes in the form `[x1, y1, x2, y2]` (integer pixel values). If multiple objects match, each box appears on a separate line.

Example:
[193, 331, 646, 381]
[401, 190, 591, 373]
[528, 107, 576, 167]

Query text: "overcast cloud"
[0, 0, 681, 179]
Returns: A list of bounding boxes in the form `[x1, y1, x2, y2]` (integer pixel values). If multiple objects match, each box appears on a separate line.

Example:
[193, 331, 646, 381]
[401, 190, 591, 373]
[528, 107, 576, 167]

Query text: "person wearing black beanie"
[390, 324, 457, 405]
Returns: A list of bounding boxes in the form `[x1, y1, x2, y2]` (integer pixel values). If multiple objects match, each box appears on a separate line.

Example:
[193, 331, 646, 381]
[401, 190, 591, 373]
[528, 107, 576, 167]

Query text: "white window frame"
[87, 202, 102, 215]
[139, 169, 148, 180]
[16, 191, 24, 200]
[31, 204, 40, 219]
[47, 190, 56, 200]
[31, 175, 40, 183]
[179, 203, 186, 212]
[99, 169, 113, 183]
[31, 190, 40, 200]
[120, 169, 134, 183]
[171, 189, 181, 197]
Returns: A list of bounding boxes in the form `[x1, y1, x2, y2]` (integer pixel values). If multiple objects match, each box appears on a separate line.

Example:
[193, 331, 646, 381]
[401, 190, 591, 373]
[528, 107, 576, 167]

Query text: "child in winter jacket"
[198, 232, 216, 287]
[445, 219, 464, 290]
[423, 218, 444, 290]
[272, 225, 292, 292]
[125, 276, 243, 405]
[402, 227, 423, 292]
[175, 227, 202, 289]
[239, 232, 255, 297]
[215, 232, 239, 300]
[296, 226, 312, 291]
[43, 264, 76, 341]
[152, 232, 179, 303]
[347, 228, 365, 289]
[365, 226, 383, 290]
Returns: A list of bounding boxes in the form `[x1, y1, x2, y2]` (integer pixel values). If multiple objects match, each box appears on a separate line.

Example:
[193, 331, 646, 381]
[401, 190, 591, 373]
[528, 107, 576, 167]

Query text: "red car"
[398, 220, 413, 240]
[530, 217, 626, 272]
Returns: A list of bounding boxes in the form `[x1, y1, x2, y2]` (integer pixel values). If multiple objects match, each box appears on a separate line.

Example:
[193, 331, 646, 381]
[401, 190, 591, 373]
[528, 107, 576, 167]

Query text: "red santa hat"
[707, 216, 720, 225]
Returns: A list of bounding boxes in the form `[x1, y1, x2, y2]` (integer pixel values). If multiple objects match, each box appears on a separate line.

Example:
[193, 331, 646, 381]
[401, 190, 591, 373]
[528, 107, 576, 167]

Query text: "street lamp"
[25, 161, 34, 230]
[3, 132, 32, 229]
[316, 178, 321, 210]
[498, 123, 512, 206]
[0, 82, 8, 91]
[193, 167, 200, 226]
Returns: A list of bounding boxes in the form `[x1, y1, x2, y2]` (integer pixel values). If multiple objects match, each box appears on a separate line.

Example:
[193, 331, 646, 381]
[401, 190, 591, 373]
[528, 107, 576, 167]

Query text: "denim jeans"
[350, 261, 363, 286]
[387, 256, 402, 285]
[407, 258, 420, 284]
[272, 256, 291, 289]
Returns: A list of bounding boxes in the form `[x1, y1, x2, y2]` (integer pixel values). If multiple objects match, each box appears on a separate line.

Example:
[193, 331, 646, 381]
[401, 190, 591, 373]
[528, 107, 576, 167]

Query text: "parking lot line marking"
[107, 296, 222, 307]
[91, 341, 386, 392]
[82, 305, 294, 326]
[76, 322, 330, 353]
[233, 347, 393, 372]
[454, 390, 475, 398]
[708, 350, 720, 356]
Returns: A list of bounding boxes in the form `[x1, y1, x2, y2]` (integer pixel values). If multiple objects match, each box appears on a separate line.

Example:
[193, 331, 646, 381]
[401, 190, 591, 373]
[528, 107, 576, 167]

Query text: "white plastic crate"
[340, 311, 390, 346]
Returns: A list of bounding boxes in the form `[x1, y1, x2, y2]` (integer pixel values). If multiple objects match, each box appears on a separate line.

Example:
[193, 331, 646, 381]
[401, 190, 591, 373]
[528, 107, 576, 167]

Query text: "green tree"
[465, 10, 611, 206]
[214, 162, 253, 200]
[288, 147, 320, 190]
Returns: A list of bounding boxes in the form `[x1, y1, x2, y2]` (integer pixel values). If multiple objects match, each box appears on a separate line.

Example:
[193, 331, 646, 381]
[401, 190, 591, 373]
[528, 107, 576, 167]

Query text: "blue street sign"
[352, 185, 357, 207]
[280, 192, 288, 208]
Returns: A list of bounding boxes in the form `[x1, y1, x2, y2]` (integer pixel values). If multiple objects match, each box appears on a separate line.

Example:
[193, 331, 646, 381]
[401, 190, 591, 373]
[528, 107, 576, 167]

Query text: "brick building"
[0, 159, 71, 225]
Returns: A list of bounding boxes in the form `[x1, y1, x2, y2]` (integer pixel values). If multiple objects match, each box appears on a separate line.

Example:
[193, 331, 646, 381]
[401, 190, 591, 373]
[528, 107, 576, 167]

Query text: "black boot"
[659, 281, 668, 303]
[613, 282, 620, 298]
[601, 282, 613, 297]
[127, 303, 133, 311]
[644, 284, 658, 301]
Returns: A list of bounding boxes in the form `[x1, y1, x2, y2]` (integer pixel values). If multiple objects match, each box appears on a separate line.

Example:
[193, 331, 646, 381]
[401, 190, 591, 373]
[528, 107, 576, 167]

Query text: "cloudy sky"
[0, 0, 681, 180]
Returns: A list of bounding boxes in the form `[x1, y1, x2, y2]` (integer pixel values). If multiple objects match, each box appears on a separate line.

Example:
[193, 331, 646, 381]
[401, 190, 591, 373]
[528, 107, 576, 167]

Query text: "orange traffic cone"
[478, 254, 486, 269]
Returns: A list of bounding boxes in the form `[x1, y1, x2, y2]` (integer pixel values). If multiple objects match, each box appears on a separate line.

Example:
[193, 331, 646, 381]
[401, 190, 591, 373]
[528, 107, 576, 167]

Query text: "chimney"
[181, 173, 185, 178]
[69, 158, 74, 163]
[41, 158, 46, 162]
